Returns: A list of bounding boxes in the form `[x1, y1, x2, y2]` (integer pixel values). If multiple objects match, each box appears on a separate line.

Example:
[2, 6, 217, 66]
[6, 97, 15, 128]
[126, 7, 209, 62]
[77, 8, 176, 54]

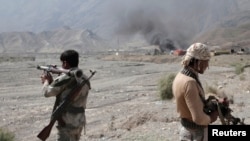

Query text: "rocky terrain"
[0, 53, 250, 141]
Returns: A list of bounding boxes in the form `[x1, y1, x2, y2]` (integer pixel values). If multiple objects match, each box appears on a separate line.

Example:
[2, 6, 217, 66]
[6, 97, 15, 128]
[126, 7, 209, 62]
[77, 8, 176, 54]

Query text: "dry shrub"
[234, 64, 245, 75]
[158, 73, 176, 100]
[0, 128, 15, 141]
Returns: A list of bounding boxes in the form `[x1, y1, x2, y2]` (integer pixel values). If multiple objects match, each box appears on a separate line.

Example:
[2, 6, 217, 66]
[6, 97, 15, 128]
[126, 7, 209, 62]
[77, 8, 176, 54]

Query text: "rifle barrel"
[37, 65, 70, 74]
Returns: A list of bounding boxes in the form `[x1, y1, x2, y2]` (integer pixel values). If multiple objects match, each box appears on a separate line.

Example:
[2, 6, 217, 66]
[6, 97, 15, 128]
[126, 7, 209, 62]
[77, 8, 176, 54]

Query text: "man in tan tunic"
[41, 50, 90, 141]
[172, 43, 218, 141]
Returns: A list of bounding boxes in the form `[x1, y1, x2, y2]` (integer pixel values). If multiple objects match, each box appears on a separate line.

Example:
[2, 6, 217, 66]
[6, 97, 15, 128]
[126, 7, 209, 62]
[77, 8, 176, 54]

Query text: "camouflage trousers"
[179, 125, 208, 141]
[56, 124, 83, 141]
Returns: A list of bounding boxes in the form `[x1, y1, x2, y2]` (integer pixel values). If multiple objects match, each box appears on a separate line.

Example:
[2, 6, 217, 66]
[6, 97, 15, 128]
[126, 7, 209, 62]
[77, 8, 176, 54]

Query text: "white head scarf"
[182, 43, 211, 66]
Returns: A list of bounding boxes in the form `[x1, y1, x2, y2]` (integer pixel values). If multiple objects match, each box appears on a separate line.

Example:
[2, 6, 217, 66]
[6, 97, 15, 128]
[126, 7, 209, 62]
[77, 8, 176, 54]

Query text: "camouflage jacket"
[42, 68, 90, 127]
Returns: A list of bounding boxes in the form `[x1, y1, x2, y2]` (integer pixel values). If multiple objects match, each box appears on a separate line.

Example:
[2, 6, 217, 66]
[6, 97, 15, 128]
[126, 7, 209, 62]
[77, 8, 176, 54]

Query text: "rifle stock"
[37, 70, 96, 141]
[37, 119, 56, 141]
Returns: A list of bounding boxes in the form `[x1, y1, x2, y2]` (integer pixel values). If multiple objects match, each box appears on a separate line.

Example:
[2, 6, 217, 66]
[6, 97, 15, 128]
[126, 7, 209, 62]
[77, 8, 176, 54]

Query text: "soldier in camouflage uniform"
[41, 50, 90, 141]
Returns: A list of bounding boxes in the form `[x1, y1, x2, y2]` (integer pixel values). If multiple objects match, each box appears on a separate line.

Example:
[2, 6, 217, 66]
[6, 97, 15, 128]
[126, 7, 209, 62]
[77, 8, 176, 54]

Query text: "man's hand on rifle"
[218, 97, 229, 106]
[209, 110, 219, 123]
[40, 71, 53, 84]
[206, 96, 225, 123]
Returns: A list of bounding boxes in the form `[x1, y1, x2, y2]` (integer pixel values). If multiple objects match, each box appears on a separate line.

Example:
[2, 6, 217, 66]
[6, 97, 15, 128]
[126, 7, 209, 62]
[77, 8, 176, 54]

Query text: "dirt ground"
[0, 53, 250, 141]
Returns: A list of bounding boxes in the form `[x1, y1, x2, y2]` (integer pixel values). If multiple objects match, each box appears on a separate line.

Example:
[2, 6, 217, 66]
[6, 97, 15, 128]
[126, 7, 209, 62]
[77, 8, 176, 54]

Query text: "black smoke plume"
[105, 0, 238, 50]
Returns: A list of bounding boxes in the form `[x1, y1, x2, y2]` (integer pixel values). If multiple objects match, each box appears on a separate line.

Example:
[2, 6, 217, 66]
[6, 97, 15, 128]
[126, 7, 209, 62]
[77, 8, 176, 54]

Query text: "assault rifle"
[37, 69, 96, 141]
[204, 95, 245, 125]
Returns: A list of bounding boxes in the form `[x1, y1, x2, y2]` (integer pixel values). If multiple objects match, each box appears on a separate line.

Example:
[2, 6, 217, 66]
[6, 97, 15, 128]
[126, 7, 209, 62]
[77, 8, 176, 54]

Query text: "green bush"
[158, 73, 176, 100]
[235, 64, 244, 75]
[0, 128, 15, 141]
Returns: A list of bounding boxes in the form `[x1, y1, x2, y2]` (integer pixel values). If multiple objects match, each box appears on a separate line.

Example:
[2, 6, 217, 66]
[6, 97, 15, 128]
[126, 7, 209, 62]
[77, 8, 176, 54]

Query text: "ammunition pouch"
[66, 105, 85, 114]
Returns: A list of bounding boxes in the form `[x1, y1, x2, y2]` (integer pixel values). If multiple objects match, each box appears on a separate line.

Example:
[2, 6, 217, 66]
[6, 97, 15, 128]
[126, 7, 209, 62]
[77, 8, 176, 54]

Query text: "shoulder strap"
[82, 75, 91, 89]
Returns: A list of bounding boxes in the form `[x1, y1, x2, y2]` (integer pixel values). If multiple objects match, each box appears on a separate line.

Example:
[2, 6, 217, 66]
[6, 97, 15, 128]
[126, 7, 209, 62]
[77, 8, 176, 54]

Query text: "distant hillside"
[0, 27, 109, 53]
[1, 0, 250, 53]
[195, 10, 250, 50]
